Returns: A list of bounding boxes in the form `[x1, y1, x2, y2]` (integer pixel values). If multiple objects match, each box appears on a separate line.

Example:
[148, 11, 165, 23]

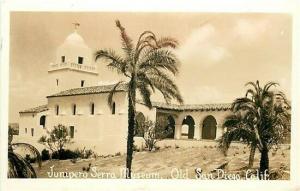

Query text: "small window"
[81, 80, 85, 87]
[31, 128, 34, 137]
[25, 128, 27, 134]
[112, 102, 116, 115]
[61, 56, 65, 63]
[72, 104, 76, 115]
[56, 79, 59, 86]
[55, 105, 59, 115]
[69, 126, 75, 138]
[78, 57, 84, 64]
[90, 103, 95, 115]
[40, 115, 46, 128]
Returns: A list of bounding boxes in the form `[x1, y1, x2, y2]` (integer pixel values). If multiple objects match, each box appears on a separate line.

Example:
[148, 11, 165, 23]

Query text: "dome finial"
[72, 22, 80, 32]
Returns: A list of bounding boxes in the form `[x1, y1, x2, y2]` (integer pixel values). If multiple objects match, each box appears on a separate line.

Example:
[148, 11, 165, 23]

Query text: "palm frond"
[115, 20, 134, 58]
[107, 81, 125, 110]
[137, 83, 153, 109]
[11, 143, 42, 168]
[263, 82, 278, 93]
[156, 37, 179, 49]
[94, 49, 129, 76]
[138, 49, 179, 75]
[218, 127, 256, 154]
[8, 151, 37, 178]
[143, 69, 183, 104]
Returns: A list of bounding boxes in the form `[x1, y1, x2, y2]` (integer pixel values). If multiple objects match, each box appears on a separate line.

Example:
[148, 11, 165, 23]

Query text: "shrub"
[41, 149, 50, 161]
[115, 152, 121, 156]
[175, 145, 179, 149]
[38, 124, 73, 159]
[73, 148, 94, 159]
[52, 149, 80, 160]
[136, 117, 173, 151]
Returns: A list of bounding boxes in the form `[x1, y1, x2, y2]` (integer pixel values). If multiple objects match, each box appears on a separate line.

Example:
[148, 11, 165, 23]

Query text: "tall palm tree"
[95, 20, 183, 178]
[8, 127, 42, 178]
[219, 114, 257, 168]
[219, 81, 290, 179]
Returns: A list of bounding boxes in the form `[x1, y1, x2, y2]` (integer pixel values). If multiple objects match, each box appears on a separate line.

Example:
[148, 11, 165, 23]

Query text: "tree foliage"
[8, 127, 42, 178]
[38, 124, 73, 157]
[95, 20, 183, 178]
[218, 80, 290, 178]
[136, 117, 173, 151]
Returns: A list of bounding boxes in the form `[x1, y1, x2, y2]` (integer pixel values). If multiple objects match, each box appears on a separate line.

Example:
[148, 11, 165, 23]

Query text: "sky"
[9, 12, 292, 123]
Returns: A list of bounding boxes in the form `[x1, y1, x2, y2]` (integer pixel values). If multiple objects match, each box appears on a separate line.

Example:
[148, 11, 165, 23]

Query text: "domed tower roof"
[54, 24, 94, 67]
[63, 30, 88, 48]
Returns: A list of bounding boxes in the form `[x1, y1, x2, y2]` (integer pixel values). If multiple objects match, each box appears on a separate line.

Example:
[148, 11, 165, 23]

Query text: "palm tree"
[219, 81, 290, 179]
[219, 114, 258, 168]
[8, 127, 42, 178]
[95, 20, 183, 178]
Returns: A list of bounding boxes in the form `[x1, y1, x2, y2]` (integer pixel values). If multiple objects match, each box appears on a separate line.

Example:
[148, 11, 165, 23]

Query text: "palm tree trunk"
[248, 143, 256, 168]
[259, 146, 269, 179]
[125, 79, 136, 179]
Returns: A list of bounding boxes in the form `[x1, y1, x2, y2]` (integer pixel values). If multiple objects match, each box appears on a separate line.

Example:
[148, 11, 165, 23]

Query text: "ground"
[34, 144, 290, 180]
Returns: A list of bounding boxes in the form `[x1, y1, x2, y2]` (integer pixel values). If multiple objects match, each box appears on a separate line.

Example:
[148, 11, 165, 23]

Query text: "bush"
[41, 149, 50, 161]
[52, 149, 80, 160]
[73, 148, 94, 159]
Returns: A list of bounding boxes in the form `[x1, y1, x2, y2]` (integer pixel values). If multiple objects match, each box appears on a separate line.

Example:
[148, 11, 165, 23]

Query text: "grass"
[34, 144, 290, 179]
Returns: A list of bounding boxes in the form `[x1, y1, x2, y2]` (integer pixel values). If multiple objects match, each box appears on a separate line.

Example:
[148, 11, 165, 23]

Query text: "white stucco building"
[14, 28, 233, 155]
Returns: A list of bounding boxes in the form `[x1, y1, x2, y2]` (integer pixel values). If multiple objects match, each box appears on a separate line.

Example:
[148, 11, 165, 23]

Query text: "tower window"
[25, 128, 27, 134]
[81, 80, 85, 87]
[90, 103, 95, 115]
[78, 57, 84, 64]
[112, 102, 116, 115]
[72, 104, 76, 115]
[61, 56, 65, 63]
[56, 79, 59, 86]
[55, 105, 59, 115]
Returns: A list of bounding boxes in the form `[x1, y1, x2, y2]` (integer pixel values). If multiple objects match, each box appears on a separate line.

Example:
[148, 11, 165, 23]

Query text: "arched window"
[181, 115, 195, 139]
[90, 103, 95, 115]
[166, 115, 176, 139]
[55, 105, 59, 115]
[112, 102, 116, 115]
[202, 115, 217, 140]
[40, 115, 46, 128]
[72, 104, 76, 115]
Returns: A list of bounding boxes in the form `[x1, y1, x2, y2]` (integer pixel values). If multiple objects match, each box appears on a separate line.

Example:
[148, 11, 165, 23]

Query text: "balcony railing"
[48, 62, 97, 74]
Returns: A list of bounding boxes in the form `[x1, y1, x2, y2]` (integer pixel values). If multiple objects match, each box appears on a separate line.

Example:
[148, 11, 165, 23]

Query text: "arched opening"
[72, 104, 76, 115]
[90, 103, 95, 115]
[181, 115, 195, 139]
[202, 115, 217, 140]
[40, 115, 46, 128]
[166, 115, 175, 139]
[112, 102, 116, 115]
[135, 112, 145, 137]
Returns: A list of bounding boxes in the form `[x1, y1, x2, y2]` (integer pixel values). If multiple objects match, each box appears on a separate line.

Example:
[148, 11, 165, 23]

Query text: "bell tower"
[48, 24, 98, 94]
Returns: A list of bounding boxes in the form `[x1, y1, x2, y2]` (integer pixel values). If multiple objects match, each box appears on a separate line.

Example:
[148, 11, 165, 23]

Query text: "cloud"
[176, 24, 230, 68]
[233, 18, 270, 43]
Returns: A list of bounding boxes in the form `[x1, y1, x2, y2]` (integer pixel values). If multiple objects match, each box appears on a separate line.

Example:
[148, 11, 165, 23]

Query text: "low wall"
[133, 137, 290, 150]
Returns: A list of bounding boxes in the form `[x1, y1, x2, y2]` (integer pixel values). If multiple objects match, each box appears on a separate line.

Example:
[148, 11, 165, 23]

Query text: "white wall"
[48, 70, 99, 94]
